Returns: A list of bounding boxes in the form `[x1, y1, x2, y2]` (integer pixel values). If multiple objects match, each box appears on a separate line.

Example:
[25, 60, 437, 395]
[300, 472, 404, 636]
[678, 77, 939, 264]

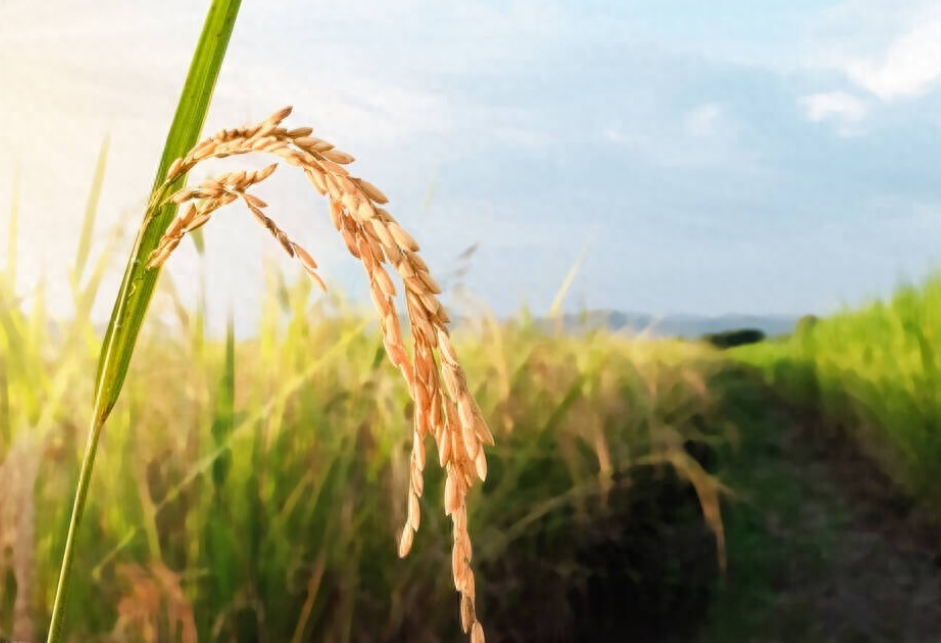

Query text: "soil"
[738, 410, 941, 643]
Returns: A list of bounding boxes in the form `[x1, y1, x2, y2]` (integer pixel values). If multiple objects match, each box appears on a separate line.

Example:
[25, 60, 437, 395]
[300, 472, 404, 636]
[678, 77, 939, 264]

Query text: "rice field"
[734, 274, 941, 509]
[5, 165, 941, 642]
[3, 2, 941, 642]
[0, 250, 735, 641]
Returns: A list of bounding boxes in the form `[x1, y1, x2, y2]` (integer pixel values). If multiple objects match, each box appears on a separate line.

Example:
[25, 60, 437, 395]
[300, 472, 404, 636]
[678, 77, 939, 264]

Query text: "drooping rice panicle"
[146, 106, 493, 643]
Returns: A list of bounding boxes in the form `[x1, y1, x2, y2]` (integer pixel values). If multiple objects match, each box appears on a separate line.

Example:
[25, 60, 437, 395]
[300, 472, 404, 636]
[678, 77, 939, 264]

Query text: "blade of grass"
[0, 283, 40, 423]
[212, 309, 236, 487]
[201, 309, 236, 634]
[46, 3, 242, 642]
[548, 233, 594, 322]
[71, 135, 110, 291]
[95, 0, 240, 425]
[59, 217, 130, 360]
[90, 318, 370, 578]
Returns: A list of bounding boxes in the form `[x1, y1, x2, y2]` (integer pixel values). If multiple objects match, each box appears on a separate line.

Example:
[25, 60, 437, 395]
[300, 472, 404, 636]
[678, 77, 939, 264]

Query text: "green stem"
[44, 2, 242, 641]
[45, 418, 103, 643]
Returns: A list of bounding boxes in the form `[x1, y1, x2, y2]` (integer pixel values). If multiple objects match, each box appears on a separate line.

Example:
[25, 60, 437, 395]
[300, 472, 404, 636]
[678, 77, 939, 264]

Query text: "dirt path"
[738, 413, 941, 643]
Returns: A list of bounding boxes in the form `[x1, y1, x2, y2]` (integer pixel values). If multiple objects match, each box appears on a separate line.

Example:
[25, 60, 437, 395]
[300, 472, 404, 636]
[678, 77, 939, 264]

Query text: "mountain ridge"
[531, 309, 802, 338]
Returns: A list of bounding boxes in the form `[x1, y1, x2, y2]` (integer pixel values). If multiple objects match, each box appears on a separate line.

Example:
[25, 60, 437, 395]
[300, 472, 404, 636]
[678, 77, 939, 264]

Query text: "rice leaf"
[211, 310, 236, 487]
[71, 135, 110, 291]
[46, 3, 243, 642]
[93, 0, 242, 425]
[548, 235, 592, 321]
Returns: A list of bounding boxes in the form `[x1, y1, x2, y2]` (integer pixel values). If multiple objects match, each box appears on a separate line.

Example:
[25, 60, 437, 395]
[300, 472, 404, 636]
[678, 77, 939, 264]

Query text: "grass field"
[1, 250, 736, 642]
[733, 275, 941, 509]
[5, 229, 941, 641]
[3, 3, 941, 638]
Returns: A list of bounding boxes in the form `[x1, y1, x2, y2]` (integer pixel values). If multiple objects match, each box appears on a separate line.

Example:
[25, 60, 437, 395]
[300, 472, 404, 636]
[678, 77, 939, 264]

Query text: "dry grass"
[109, 562, 197, 643]
[0, 432, 44, 642]
[145, 106, 493, 642]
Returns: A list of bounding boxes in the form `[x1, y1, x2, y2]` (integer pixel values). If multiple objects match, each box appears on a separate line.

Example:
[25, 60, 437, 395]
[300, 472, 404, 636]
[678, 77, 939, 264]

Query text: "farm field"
[2, 255, 941, 642]
[3, 2, 941, 642]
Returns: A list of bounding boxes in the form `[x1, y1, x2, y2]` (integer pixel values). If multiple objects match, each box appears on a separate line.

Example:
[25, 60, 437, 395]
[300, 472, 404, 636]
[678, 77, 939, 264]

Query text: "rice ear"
[144, 108, 493, 643]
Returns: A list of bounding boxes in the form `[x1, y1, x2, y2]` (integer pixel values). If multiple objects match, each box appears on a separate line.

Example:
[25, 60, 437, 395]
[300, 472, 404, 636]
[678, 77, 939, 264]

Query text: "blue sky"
[2, 0, 941, 331]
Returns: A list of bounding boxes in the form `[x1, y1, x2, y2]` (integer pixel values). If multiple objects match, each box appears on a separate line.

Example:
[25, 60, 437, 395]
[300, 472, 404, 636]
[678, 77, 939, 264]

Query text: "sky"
[2, 0, 941, 332]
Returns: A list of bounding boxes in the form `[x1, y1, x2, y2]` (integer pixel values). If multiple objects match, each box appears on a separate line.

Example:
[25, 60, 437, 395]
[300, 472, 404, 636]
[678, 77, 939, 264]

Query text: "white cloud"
[811, 1, 941, 101]
[602, 104, 758, 171]
[800, 91, 868, 124]
[846, 11, 941, 100]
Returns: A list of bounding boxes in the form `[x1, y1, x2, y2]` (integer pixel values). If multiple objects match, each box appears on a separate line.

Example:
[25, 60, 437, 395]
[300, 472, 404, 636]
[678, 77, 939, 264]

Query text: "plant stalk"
[45, 418, 103, 643]
[45, 1, 242, 641]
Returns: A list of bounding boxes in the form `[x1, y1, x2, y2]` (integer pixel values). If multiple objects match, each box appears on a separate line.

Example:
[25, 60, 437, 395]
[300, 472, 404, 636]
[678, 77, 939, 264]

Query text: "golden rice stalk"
[145, 106, 493, 642]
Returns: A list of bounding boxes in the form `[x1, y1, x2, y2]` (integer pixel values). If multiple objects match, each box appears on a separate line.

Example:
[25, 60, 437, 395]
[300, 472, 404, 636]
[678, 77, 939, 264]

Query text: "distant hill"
[533, 310, 801, 339]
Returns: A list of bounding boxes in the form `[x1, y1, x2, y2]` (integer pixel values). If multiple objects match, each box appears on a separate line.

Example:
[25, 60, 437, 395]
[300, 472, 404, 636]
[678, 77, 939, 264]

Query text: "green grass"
[694, 273, 941, 641]
[5, 196, 941, 642]
[0, 264, 740, 641]
[6, 172, 941, 640]
[696, 363, 855, 643]
[732, 273, 941, 510]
